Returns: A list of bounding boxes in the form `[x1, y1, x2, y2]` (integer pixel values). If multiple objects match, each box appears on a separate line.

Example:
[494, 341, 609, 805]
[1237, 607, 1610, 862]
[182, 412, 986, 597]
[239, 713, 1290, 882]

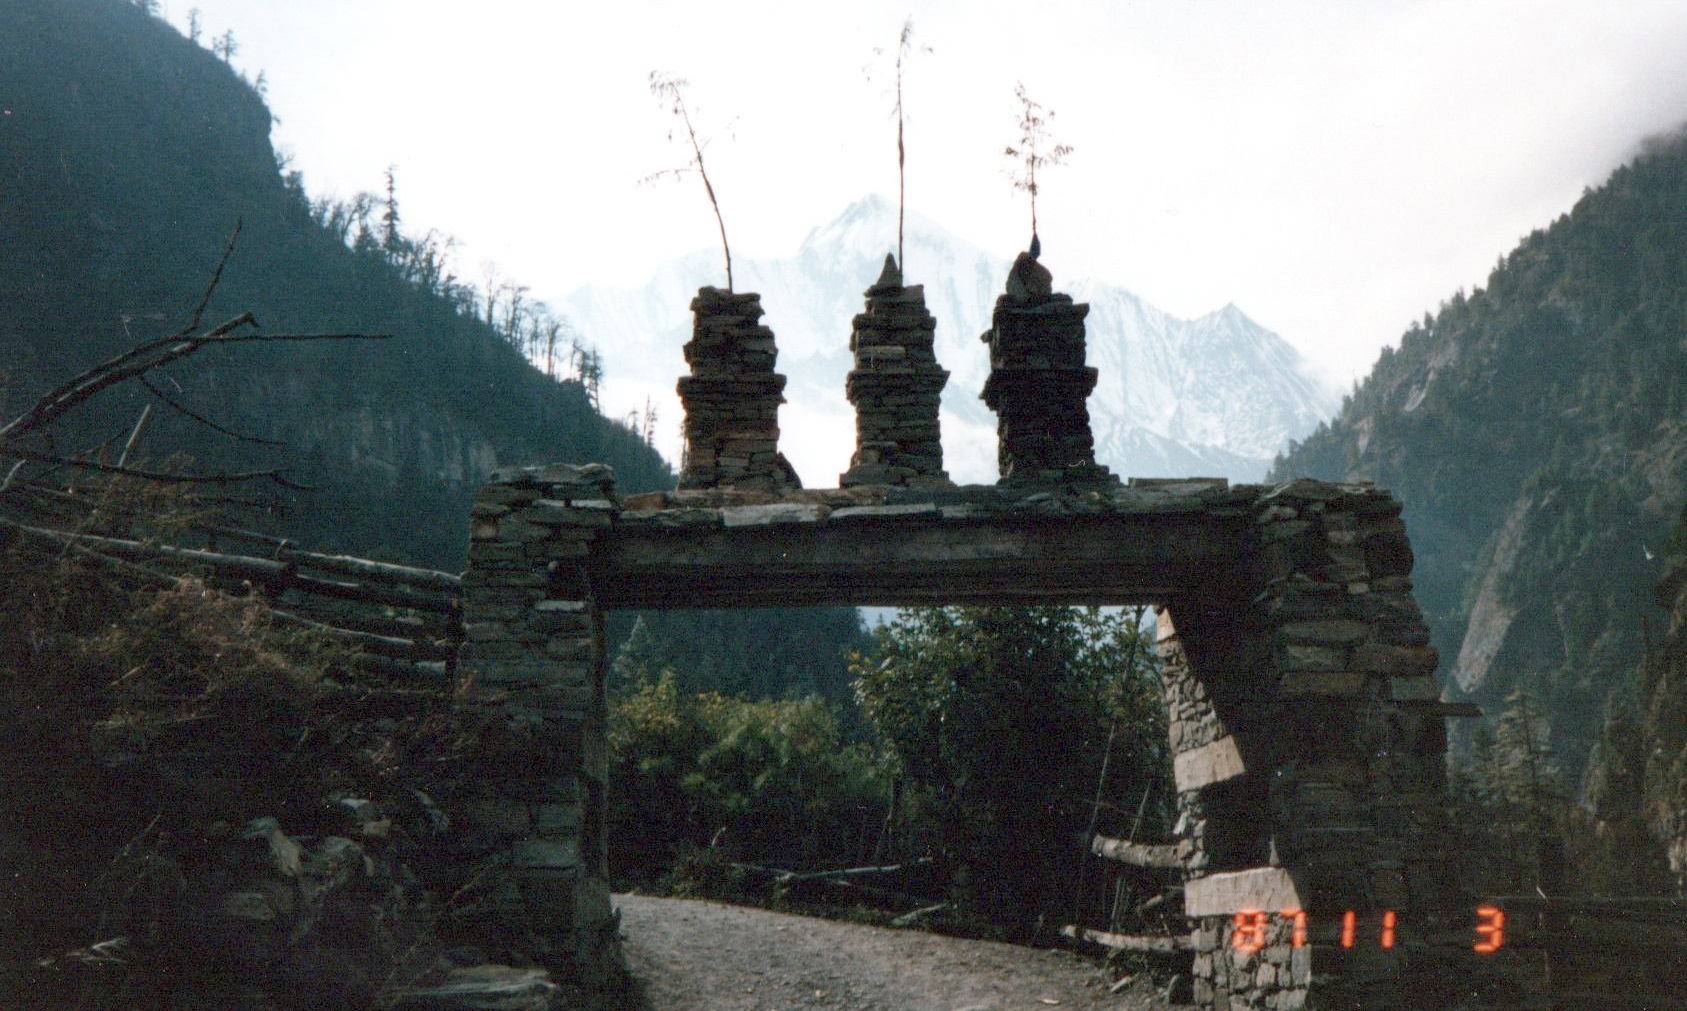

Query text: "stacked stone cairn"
[676, 286, 800, 492]
[839, 254, 952, 488]
[979, 247, 1116, 486]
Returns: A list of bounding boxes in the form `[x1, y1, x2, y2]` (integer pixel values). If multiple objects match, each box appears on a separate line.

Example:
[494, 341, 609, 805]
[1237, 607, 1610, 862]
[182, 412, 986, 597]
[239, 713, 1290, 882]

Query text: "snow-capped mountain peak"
[561, 196, 1340, 486]
[797, 192, 896, 259]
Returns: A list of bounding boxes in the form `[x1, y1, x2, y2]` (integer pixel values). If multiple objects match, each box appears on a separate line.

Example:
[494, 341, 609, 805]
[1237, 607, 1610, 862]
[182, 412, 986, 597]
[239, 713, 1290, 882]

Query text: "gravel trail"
[615, 893, 1181, 1011]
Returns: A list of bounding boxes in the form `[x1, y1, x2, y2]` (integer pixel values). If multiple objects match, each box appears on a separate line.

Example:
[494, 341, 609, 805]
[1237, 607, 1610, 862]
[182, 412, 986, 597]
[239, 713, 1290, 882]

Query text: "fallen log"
[317, 683, 448, 718]
[390, 965, 554, 1010]
[728, 861, 931, 908]
[890, 902, 951, 928]
[4, 515, 462, 674]
[776, 859, 934, 883]
[272, 591, 453, 639]
[5, 521, 180, 588]
[1136, 888, 1181, 917]
[11, 487, 460, 592]
[802, 876, 925, 908]
[188, 521, 461, 591]
[359, 636, 456, 662]
[283, 548, 460, 592]
[1482, 895, 1687, 912]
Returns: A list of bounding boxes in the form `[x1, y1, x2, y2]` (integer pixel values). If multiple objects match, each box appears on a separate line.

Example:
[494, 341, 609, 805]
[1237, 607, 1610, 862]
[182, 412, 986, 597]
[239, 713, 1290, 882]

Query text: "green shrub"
[607, 671, 895, 890]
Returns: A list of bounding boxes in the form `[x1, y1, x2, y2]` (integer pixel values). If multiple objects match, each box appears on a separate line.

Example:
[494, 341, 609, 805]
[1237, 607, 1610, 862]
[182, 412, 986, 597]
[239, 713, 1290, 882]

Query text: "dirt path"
[615, 894, 1181, 1011]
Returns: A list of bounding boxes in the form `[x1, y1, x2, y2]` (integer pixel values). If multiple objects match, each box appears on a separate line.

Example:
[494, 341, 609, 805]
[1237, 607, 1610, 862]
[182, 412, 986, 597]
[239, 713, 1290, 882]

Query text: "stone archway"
[452, 267, 1474, 1008]
[454, 466, 1464, 1009]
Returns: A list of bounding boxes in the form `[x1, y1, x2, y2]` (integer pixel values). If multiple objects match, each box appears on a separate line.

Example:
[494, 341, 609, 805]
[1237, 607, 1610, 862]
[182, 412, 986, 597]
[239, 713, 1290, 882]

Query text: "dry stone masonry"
[980, 251, 1116, 486]
[839, 255, 952, 489]
[676, 287, 799, 492]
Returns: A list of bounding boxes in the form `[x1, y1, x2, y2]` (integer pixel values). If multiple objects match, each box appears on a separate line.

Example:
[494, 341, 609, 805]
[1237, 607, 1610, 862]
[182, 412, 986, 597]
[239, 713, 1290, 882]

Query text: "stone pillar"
[1168, 478, 1460, 1011]
[1251, 479, 1454, 915]
[456, 463, 619, 984]
[979, 251, 1115, 486]
[840, 255, 952, 489]
[676, 287, 799, 492]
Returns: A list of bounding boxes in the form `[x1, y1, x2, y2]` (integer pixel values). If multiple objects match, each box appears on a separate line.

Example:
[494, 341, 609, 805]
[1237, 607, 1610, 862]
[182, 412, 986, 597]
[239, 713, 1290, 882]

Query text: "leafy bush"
[607, 671, 895, 891]
[0, 544, 296, 999]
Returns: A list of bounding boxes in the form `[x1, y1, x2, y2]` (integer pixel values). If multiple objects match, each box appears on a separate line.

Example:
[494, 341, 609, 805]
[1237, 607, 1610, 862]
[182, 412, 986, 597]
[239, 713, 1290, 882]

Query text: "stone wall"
[1250, 480, 1453, 913]
[1159, 478, 1461, 1011]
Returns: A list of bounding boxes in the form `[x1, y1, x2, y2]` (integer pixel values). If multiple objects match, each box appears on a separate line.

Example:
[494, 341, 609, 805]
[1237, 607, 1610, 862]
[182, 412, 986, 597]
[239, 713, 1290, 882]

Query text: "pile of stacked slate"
[676, 287, 800, 491]
[979, 247, 1116, 486]
[840, 254, 952, 488]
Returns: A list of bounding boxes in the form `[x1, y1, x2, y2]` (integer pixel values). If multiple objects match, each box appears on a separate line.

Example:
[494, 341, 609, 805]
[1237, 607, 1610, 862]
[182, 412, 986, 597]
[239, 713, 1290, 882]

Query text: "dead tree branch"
[138, 373, 284, 446]
[185, 218, 243, 333]
[0, 446, 311, 490]
[0, 314, 383, 447]
[646, 72, 734, 292]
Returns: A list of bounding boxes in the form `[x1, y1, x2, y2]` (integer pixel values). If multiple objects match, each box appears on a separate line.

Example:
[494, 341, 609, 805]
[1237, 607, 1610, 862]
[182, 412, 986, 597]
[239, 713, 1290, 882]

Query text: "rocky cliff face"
[1581, 507, 1687, 895]
[1639, 553, 1687, 891]
[1272, 131, 1687, 774]
[1648, 555, 1687, 893]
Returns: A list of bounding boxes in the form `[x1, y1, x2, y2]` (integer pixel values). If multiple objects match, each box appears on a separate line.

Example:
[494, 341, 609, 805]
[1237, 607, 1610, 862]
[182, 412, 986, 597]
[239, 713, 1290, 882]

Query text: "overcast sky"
[173, 0, 1687, 390]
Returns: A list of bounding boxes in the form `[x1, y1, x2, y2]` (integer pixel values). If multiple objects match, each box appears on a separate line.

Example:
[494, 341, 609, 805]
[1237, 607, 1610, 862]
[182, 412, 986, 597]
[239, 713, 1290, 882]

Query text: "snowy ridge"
[560, 195, 1340, 486]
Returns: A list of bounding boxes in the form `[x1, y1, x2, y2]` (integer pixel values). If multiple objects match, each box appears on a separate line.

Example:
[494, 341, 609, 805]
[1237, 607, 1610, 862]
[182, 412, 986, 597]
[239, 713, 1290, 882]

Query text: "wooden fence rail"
[1059, 924, 1193, 953]
[1090, 833, 1189, 869]
[2, 513, 462, 684]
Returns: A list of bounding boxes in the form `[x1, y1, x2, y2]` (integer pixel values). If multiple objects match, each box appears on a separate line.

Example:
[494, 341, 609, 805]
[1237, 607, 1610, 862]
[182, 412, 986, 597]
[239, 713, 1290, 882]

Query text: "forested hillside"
[1, 0, 873, 701]
[1272, 128, 1687, 776]
[0, 0, 671, 568]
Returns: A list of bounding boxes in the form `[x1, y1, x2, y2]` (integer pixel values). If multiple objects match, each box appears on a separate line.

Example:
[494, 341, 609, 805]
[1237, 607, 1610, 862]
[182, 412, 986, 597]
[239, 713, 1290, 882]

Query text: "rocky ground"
[615, 894, 1185, 1011]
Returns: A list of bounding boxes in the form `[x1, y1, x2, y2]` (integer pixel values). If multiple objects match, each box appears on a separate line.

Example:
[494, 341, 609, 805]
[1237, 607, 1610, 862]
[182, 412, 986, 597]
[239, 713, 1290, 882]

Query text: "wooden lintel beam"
[588, 513, 1248, 609]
